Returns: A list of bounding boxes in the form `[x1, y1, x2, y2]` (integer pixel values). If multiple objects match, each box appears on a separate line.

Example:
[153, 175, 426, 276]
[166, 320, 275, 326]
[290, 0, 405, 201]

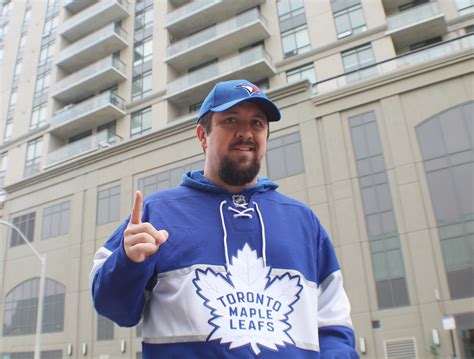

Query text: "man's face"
[198, 101, 269, 187]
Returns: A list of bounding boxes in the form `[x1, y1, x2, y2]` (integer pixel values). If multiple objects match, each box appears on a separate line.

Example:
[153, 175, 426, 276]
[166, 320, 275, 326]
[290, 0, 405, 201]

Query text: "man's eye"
[225, 117, 237, 123]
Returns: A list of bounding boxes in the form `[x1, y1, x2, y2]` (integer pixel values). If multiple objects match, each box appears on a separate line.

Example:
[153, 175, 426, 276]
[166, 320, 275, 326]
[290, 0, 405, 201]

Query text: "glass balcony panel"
[60, 0, 129, 42]
[167, 45, 272, 96]
[167, 7, 265, 57]
[386, 1, 441, 31]
[166, 0, 221, 26]
[316, 34, 473, 96]
[57, 24, 127, 71]
[47, 130, 121, 165]
[53, 57, 126, 103]
[64, 0, 96, 14]
[51, 91, 125, 130]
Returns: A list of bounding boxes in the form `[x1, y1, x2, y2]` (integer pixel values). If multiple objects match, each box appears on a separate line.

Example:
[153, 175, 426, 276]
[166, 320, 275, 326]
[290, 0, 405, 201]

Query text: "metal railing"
[165, 0, 221, 26]
[47, 130, 121, 165]
[167, 7, 267, 57]
[315, 34, 473, 96]
[51, 91, 125, 128]
[386, 0, 441, 31]
[167, 45, 272, 95]
[57, 24, 127, 63]
[54, 56, 126, 93]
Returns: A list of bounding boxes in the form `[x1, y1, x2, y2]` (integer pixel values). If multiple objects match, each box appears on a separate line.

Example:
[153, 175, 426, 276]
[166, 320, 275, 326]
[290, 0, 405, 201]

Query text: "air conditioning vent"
[384, 337, 417, 359]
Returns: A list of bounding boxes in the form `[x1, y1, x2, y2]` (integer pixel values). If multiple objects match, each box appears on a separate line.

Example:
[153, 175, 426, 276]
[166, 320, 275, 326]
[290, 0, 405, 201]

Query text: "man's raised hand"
[124, 191, 168, 263]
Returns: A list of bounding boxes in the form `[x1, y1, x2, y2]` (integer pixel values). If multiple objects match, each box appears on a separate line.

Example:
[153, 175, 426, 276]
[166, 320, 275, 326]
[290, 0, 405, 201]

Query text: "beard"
[218, 152, 261, 186]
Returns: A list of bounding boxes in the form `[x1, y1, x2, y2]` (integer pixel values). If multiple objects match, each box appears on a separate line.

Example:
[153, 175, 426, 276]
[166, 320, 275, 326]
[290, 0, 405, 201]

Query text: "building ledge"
[0, 124, 50, 151]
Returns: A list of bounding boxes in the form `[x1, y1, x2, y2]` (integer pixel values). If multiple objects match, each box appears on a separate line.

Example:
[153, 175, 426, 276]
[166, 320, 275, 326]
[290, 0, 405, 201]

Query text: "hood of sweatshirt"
[180, 170, 278, 195]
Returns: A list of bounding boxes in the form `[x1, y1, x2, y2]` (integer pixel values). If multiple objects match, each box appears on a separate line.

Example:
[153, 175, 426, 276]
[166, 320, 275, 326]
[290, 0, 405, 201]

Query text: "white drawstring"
[254, 202, 267, 268]
[219, 200, 231, 269]
[219, 199, 267, 271]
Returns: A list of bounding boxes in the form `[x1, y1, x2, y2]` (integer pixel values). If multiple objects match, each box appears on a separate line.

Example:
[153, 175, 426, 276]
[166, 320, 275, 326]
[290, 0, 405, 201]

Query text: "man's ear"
[196, 125, 207, 151]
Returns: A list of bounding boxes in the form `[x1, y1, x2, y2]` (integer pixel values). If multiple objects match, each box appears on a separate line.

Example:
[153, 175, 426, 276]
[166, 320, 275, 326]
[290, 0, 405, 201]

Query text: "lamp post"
[0, 220, 46, 359]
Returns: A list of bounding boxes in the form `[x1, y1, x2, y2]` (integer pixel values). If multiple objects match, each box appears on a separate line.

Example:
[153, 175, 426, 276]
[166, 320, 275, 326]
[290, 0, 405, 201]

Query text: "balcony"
[63, 0, 96, 14]
[50, 91, 125, 138]
[386, 1, 447, 50]
[52, 56, 127, 103]
[166, 7, 271, 72]
[47, 130, 122, 166]
[166, 45, 275, 106]
[316, 34, 473, 96]
[56, 24, 127, 72]
[165, 0, 264, 38]
[60, 0, 129, 42]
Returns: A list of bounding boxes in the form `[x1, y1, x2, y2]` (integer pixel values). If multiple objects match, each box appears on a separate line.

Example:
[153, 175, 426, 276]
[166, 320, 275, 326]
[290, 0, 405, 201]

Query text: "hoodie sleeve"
[90, 200, 157, 327]
[315, 215, 359, 359]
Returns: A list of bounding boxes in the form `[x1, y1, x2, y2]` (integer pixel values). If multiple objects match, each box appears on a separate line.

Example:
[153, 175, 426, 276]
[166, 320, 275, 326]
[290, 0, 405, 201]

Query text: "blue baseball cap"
[197, 79, 281, 123]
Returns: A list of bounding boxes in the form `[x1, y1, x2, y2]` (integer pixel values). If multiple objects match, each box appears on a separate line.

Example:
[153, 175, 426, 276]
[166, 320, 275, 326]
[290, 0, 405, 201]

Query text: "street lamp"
[0, 220, 46, 359]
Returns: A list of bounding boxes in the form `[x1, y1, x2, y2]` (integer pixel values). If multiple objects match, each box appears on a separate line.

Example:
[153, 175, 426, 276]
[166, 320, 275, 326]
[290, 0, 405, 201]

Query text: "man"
[91, 79, 359, 358]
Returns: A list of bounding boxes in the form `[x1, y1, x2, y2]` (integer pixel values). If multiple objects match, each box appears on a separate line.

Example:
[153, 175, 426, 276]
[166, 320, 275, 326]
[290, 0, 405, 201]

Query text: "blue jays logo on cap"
[234, 83, 260, 96]
[197, 79, 281, 123]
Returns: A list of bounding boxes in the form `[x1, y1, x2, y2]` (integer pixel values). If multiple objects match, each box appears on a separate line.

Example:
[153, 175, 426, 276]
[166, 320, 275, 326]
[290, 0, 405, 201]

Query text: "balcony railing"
[54, 56, 126, 96]
[167, 7, 267, 58]
[387, 1, 441, 32]
[56, 24, 127, 71]
[51, 91, 125, 129]
[60, 0, 129, 42]
[47, 130, 122, 165]
[166, 0, 221, 27]
[167, 45, 272, 96]
[316, 34, 473, 96]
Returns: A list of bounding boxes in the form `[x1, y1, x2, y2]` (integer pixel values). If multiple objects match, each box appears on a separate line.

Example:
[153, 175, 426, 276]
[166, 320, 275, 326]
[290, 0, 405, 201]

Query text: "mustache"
[229, 140, 257, 150]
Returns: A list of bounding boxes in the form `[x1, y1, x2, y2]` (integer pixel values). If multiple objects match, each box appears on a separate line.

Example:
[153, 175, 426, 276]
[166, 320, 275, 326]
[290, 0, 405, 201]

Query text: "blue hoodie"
[91, 171, 358, 358]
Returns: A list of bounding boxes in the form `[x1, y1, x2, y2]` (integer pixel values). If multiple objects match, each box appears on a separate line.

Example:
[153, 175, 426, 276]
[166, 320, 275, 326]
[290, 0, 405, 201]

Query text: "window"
[3, 278, 64, 336]
[266, 132, 305, 180]
[133, 37, 153, 67]
[342, 43, 377, 83]
[349, 111, 409, 309]
[277, 0, 305, 22]
[138, 160, 205, 197]
[97, 315, 114, 340]
[331, 0, 366, 38]
[281, 25, 310, 57]
[286, 63, 317, 93]
[455, 0, 474, 15]
[10, 212, 35, 247]
[3, 118, 13, 141]
[97, 120, 117, 145]
[0, 151, 7, 187]
[409, 36, 443, 51]
[38, 41, 55, 66]
[189, 101, 203, 114]
[132, 70, 152, 100]
[130, 107, 152, 138]
[416, 101, 474, 299]
[466, 24, 474, 33]
[42, 201, 70, 239]
[30, 102, 48, 130]
[135, 2, 153, 31]
[97, 185, 121, 225]
[254, 78, 270, 90]
[25, 137, 43, 177]
[43, 15, 58, 35]
[34, 70, 51, 96]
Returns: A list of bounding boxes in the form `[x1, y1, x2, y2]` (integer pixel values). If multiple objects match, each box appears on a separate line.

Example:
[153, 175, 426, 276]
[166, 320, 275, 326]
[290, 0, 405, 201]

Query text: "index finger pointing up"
[130, 190, 143, 225]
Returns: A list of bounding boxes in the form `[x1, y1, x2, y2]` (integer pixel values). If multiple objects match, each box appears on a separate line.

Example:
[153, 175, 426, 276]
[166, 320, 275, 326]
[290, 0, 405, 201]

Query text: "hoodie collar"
[180, 170, 278, 195]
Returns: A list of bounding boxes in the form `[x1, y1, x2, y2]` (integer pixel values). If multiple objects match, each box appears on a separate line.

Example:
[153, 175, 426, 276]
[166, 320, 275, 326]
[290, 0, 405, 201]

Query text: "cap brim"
[210, 96, 281, 122]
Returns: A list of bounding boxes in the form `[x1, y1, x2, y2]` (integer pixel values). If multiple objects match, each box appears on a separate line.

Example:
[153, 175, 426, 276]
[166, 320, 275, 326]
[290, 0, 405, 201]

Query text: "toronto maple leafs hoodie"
[91, 171, 359, 358]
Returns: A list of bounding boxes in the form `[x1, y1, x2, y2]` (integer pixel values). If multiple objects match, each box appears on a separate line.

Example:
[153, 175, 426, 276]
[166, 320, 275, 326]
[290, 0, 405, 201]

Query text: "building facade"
[0, 0, 473, 358]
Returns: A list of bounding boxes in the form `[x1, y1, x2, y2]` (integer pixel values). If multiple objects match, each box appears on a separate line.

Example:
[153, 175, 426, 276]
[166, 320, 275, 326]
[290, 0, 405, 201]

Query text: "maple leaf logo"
[193, 243, 303, 355]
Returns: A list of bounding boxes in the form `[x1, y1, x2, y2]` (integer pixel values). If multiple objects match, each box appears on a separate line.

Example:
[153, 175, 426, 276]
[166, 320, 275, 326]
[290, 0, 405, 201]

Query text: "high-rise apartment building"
[0, 0, 473, 358]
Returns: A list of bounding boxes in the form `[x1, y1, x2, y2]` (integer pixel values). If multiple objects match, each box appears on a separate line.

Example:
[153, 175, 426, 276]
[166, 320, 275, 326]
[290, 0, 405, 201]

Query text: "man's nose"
[235, 123, 253, 139]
